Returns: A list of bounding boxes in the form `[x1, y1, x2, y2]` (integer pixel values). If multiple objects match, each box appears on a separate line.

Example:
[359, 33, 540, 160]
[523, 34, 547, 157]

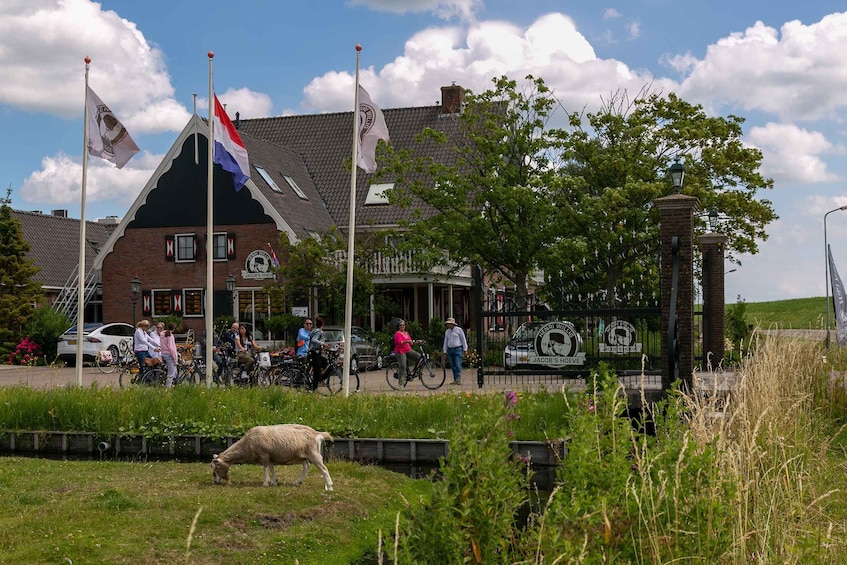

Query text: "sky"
[2, 0, 847, 306]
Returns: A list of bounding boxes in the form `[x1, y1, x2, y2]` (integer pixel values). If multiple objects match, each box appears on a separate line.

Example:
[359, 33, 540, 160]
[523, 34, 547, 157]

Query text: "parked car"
[322, 325, 383, 371]
[57, 322, 135, 364]
[503, 321, 583, 369]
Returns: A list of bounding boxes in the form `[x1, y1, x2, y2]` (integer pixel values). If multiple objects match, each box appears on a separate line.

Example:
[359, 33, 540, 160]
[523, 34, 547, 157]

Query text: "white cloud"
[603, 9, 621, 20]
[678, 13, 847, 121]
[746, 123, 842, 184]
[196, 88, 275, 121]
[19, 151, 158, 207]
[302, 12, 666, 118]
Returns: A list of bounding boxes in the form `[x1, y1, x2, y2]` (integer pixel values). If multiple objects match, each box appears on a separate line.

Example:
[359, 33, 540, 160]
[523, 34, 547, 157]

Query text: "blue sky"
[2, 0, 847, 307]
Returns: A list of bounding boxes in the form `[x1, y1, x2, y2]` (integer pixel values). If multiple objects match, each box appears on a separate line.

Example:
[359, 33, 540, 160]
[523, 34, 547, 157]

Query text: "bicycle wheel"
[143, 366, 167, 387]
[419, 358, 446, 390]
[385, 361, 403, 391]
[119, 365, 136, 388]
[95, 345, 120, 374]
[328, 366, 360, 394]
[254, 367, 272, 387]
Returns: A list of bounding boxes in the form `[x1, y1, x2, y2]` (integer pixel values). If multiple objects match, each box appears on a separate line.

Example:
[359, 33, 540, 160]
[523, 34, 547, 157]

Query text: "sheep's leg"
[262, 464, 273, 487]
[293, 461, 310, 486]
[267, 464, 279, 486]
[312, 457, 334, 491]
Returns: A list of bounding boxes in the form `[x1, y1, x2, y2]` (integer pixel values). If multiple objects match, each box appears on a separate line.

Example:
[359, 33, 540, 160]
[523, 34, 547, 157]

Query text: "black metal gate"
[473, 268, 663, 387]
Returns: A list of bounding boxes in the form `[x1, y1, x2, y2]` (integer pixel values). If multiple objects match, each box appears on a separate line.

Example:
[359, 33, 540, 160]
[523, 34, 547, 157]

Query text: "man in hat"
[442, 317, 468, 385]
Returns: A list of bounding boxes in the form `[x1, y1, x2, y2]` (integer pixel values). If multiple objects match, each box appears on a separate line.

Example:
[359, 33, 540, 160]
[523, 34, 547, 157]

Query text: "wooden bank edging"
[0, 431, 566, 467]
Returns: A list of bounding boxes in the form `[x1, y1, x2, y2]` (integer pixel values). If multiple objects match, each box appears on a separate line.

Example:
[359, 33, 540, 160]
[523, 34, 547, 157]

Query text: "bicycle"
[385, 344, 446, 390]
[277, 348, 360, 394]
[118, 356, 167, 387]
[95, 339, 132, 374]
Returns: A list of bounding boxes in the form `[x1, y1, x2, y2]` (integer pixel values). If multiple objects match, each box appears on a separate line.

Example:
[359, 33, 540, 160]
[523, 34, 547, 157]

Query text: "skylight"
[254, 165, 282, 193]
[283, 175, 308, 200]
[365, 183, 394, 205]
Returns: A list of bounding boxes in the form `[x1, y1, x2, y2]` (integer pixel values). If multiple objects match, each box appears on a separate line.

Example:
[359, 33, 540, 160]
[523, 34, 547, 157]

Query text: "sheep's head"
[211, 454, 230, 485]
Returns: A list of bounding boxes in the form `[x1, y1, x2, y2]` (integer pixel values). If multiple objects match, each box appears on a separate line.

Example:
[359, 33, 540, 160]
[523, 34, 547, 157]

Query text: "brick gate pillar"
[656, 194, 699, 392]
[700, 233, 727, 370]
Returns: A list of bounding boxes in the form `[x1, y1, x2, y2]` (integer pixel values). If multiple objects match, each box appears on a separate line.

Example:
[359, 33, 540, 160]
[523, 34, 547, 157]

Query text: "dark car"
[322, 325, 383, 371]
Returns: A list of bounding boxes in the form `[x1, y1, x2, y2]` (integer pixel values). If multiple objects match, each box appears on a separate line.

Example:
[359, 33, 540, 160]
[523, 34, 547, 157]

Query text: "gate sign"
[599, 320, 643, 354]
[529, 322, 586, 367]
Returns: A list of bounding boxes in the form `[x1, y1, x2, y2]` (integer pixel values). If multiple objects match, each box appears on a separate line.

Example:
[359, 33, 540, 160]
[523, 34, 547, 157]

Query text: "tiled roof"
[11, 210, 115, 288]
[238, 132, 335, 238]
[238, 104, 465, 230]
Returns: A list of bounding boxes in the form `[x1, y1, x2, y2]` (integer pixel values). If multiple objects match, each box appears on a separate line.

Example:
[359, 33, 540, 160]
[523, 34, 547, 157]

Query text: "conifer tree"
[0, 188, 42, 358]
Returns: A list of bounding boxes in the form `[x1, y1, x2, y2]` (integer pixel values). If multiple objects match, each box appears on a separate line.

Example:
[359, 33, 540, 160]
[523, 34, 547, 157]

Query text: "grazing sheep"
[211, 424, 334, 491]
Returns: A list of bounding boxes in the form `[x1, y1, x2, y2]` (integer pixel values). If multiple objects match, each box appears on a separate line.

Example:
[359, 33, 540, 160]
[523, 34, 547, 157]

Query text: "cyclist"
[296, 318, 312, 357]
[235, 324, 257, 380]
[133, 320, 160, 378]
[393, 319, 422, 388]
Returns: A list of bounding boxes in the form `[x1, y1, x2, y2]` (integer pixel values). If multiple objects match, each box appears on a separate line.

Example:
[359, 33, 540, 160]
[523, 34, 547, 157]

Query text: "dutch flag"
[213, 94, 250, 191]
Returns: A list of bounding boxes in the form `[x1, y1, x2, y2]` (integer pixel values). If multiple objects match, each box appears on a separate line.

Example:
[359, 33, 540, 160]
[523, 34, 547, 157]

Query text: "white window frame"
[182, 288, 205, 318]
[255, 165, 283, 193]
[213, 232, 227, 262]
[175, 233, 196, 263]
[283, 175, 308, 200]
[365, 182, 393, 205]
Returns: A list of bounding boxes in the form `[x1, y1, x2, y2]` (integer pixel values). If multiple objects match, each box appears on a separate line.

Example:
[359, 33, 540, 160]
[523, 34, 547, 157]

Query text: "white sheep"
[211, 424, 334, 491]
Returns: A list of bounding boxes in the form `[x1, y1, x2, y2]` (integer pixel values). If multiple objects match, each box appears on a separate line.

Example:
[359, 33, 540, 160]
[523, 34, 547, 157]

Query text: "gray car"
[322, 325, 384, 371]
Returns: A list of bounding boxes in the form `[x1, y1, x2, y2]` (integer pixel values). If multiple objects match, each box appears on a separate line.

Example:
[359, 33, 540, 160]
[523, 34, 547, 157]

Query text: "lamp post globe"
[669, 162, 685, 192]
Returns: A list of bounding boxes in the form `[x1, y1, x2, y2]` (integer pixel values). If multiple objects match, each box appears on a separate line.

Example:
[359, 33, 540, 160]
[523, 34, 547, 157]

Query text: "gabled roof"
[238, 104, 465, 229]
[12, 210, 115, 288]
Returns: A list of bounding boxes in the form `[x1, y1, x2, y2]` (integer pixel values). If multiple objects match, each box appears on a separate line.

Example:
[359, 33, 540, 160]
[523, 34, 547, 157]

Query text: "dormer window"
[255, 165, 283, 193]
[283, 175, 308, 200]
[365, 183, 393, 205]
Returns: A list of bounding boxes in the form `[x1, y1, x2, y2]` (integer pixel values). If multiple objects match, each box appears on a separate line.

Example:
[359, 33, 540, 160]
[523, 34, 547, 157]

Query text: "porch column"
[428, 281, 434, 321]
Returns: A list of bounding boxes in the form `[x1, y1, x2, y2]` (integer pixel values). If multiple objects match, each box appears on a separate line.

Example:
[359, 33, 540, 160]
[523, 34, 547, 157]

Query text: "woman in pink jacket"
[159, 322, 179, 388]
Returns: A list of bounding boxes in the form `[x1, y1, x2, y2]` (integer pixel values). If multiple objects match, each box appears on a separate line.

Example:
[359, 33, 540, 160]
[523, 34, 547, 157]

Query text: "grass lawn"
[732, 296, 826, 330]
[0, 457, 430, 564]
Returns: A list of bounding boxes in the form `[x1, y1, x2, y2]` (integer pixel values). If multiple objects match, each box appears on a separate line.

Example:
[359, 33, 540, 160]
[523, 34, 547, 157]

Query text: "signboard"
[599, 320, 643, 354]
[528, 322, 586, 367]
[291, 306, 308, 317]
[241, 250, 275, 280]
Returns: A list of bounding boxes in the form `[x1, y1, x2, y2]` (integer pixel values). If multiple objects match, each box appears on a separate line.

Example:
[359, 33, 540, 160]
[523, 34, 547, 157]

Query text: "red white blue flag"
[267, 243, 280, 267]
[213, 95, 250, 191]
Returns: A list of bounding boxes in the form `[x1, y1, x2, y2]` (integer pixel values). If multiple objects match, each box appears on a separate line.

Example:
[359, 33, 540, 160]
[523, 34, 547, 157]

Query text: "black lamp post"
[669, 161, 685, 192]
[225, 274, 237, 317]
[708, 209, 719, 231]
[130, 276, 141, 325]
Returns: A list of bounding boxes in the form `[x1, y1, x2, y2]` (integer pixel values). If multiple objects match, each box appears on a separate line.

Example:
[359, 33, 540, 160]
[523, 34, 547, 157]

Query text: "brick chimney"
[441, 83, 464, 114]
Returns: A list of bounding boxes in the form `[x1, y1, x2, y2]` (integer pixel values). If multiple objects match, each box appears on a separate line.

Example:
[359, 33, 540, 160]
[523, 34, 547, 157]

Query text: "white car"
[57, 322, 135, 364]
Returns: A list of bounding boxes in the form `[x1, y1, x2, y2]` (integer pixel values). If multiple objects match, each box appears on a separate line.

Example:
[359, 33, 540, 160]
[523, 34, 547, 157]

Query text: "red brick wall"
[102, 223, 281, 334]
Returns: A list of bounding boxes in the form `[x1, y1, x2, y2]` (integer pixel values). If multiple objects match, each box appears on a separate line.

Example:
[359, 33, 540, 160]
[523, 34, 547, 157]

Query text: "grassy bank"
[736, 296, 826, 329]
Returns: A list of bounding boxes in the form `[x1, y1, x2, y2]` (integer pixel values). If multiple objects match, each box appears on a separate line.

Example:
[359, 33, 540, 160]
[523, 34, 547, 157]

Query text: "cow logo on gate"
[599, 320, 642, 354]
[530, 322, 585, 367]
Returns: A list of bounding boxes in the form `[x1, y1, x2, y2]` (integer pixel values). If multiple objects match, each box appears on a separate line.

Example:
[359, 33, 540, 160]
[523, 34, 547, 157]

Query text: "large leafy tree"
[544, 89, 776, 306]
[274, 227, 375, 324]
[381, 76, 570, 298]
[0, 189, 42, 356]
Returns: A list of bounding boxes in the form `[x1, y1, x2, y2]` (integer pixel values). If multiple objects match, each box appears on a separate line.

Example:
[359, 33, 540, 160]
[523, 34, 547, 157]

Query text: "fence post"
[473, 265, 484, 388]
[655, 194, 699, 392]
[700, 233, 727, 370]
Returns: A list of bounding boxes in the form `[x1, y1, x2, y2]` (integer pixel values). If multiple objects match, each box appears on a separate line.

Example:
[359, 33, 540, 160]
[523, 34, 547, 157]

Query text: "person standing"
[393, 320, 421, 388]
[442, 317, 468, 385]
[296, 318, 313, 358]
[159, 322, 179, 388]
[149, 322, 163, 364]
[308, 316, 331, 390]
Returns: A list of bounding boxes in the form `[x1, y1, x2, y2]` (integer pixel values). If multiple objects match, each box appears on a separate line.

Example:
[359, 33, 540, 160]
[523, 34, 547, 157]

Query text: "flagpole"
[341, 45, 363, 398]
[193, 93, 199, 165]
[75, 57, 92, 387]
[205, 51, 215, 388]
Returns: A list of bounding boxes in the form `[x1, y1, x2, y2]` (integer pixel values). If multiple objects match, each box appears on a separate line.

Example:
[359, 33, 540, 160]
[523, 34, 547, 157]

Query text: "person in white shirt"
[442, 317, 468, 385]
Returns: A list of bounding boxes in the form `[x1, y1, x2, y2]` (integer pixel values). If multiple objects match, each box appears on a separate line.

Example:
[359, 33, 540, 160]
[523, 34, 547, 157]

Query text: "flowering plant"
[8, 336, 43, 366]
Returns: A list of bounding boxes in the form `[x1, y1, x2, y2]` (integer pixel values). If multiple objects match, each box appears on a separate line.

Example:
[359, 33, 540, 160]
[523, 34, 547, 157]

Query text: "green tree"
[381, 75, 569, 298]
[0, 190, 43, 357]
[275, 227, 375, 324]
[545, 88, 776, 306]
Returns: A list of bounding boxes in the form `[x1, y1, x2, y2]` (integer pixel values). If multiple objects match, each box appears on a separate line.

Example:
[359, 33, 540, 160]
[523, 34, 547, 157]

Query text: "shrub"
[24, 305, 69, 362]
[7, 336, 43, 366]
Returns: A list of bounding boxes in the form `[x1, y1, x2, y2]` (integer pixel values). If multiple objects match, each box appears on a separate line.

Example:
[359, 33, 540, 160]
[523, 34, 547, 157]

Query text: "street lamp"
[225, 274, 237, 317]
[669, 162, 685, 192]
[708, 209, 719, 231]
[825, 206, 847, 347]
[130, 276, 141, 325]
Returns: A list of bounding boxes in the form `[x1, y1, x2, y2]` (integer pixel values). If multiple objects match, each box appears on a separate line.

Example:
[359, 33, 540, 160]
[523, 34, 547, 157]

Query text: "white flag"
[86, 86, 139, 169]
[356, 85, 389, 173]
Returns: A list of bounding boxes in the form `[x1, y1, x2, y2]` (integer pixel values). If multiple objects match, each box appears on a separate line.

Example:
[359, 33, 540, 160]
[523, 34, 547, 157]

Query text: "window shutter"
[227, 233, 236, 260]
[142, 290, 152, 316]
[172, 290, 183, 315]
[165, 235, 175, 261]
